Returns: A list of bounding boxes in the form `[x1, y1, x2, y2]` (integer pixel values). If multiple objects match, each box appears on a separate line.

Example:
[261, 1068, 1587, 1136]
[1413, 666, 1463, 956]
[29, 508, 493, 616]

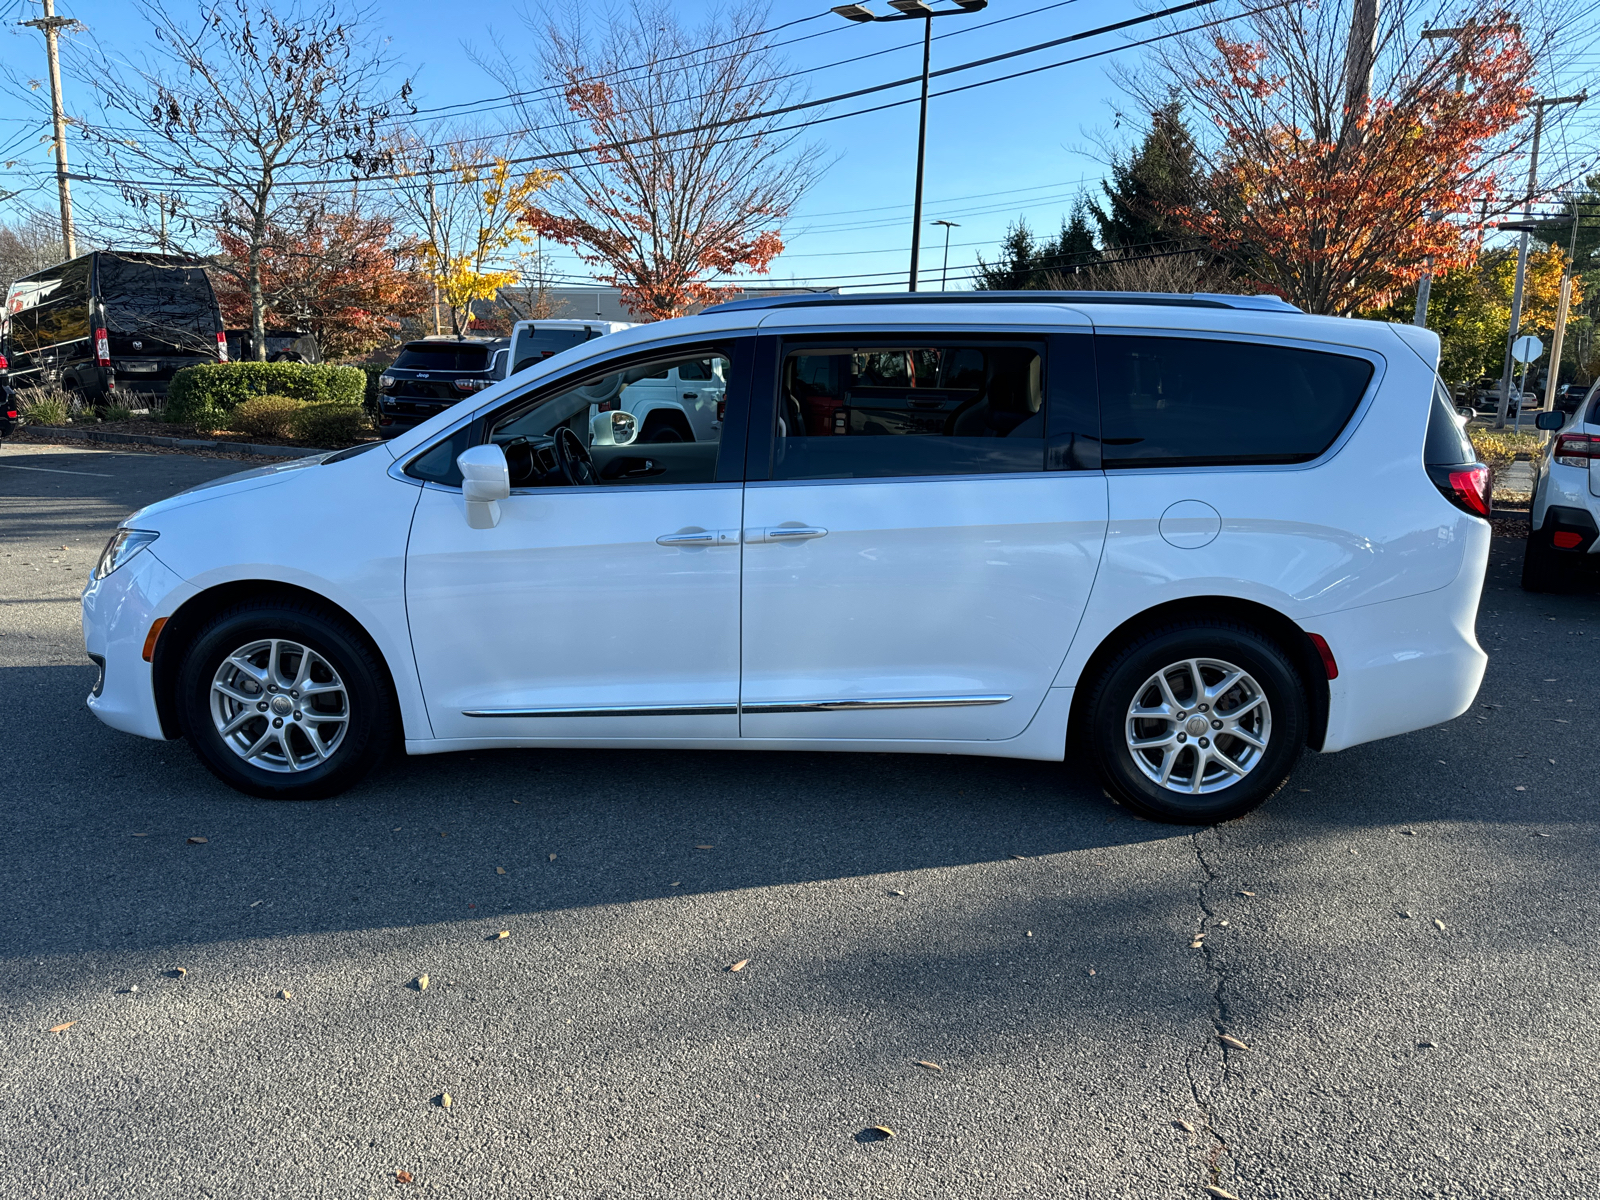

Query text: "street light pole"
[832, 2, 987, 292]
[932, 219, 959, 290]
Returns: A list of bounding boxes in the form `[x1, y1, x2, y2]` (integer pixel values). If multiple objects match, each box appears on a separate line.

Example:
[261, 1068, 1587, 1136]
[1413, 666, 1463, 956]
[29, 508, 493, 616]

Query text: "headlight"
[378, 374, 396, 392]
[94, 529, 159, 581]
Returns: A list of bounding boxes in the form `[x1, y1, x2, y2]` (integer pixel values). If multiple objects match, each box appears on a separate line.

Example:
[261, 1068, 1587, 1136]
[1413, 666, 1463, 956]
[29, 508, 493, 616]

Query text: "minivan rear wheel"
[1085, 621, 1306, 824]
[176, 601, 394, 800]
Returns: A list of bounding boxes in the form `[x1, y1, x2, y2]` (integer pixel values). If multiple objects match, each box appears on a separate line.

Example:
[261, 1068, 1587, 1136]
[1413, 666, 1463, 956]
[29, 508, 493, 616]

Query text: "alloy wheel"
[1124, 657, 1271, 795]
[208, 638, 350, 773]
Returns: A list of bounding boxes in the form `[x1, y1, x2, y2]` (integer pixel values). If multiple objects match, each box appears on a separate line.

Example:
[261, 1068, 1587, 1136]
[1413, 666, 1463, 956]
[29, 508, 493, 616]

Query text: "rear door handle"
[747, 526, 828, 544]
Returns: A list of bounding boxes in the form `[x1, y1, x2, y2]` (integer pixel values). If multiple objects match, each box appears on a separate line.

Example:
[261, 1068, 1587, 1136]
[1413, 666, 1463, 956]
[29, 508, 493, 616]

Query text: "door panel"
[739, 474, 1107, 741]
[408, 483, 743, 740]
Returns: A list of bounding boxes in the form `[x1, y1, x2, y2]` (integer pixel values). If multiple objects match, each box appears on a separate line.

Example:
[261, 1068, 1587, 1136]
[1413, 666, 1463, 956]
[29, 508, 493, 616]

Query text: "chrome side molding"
[741, 694, 1011, 714]
[464, 703, 738, 718]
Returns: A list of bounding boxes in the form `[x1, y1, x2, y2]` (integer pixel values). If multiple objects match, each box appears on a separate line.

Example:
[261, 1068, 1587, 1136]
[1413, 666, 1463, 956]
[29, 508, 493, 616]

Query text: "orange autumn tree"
[498, 3, 820, 320]
[1160, 5, 1535, 315]
[213, 196, 430, 358]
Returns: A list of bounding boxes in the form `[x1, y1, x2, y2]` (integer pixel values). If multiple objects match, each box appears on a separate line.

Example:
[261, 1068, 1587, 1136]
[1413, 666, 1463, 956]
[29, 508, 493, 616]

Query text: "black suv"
[375, 339, 509, 438]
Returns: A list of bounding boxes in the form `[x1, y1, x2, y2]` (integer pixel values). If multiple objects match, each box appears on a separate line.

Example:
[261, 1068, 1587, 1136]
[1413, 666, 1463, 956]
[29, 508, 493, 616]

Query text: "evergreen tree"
[974, 221, 1039, 290]
[974, 199, 1101, 291]
[1094, 99, 1202, 254]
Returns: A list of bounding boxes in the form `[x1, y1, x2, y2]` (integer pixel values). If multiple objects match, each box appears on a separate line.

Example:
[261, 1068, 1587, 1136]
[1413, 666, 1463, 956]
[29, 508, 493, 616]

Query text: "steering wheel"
[554, 426, 598, 486]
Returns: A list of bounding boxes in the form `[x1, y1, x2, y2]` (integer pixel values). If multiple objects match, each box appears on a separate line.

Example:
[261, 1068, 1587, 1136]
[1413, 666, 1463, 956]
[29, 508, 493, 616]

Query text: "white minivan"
[82, 293, 1491, 823]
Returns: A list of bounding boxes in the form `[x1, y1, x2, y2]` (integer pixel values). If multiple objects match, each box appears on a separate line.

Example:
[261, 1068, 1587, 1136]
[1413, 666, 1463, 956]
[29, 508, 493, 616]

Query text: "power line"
[58, 0, 1250, 194]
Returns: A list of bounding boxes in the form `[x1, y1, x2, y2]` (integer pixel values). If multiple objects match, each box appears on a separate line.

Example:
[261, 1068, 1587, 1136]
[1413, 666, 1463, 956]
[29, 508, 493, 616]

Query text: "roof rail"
[702, 290, 1302, 315]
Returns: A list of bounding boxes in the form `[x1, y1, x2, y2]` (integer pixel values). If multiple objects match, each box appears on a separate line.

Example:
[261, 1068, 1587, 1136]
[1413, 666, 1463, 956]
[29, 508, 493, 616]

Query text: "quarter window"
[772, 341, 1046, 480]
[1097, 336, 1374, 468]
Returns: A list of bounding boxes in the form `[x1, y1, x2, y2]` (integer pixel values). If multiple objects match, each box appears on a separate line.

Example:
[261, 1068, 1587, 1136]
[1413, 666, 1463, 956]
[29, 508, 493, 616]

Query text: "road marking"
[0, 463, 115, 478]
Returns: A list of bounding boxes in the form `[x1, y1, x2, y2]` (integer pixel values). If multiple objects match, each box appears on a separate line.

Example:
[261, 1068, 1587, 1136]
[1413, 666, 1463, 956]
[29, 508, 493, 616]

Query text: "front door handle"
[747, 526, 828, 544]
[656, 528, 739, 547]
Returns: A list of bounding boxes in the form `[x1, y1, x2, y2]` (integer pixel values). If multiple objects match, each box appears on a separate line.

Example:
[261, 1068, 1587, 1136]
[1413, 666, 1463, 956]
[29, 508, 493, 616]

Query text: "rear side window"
[771, 340, 1045, 480]
[1424, 379, 1474, 466]
[98, 256, 220, 349]
[394, 344, 490, 371]
[511, 326, 591, 372]
[1097, 335, 1374, 468]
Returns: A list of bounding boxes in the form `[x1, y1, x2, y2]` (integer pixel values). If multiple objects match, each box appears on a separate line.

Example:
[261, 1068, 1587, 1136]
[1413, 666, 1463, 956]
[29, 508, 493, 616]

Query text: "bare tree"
[1050, 247, 1232, 295]
[488, 2, 823, 320]
[71, 0, 411, 358]
[0, 210, 71, 295]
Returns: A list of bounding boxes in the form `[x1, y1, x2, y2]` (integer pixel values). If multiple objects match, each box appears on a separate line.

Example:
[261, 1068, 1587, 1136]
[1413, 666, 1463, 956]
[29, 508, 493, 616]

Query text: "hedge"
[290, 402, 370, 446]
[165, 362, 365, 425]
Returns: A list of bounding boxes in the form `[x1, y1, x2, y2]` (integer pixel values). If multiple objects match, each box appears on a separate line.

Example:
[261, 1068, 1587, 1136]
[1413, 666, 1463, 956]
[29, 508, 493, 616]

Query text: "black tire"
[1520, 529, 1570, 593]
[1085, 621, 1307, 825]
[175, 600, 395, 799]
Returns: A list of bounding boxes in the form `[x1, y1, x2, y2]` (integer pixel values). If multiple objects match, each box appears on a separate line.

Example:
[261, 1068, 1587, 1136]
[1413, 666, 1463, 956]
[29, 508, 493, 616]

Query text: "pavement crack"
[1186, 825, 1234, 1189]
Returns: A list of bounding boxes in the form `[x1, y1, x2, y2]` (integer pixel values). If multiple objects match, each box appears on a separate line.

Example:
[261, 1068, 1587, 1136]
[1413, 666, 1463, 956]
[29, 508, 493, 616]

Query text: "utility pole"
[1413, 21, 1474, 327]
[22, 0, 78, 259]
[1543, 201, 1581, 412]
[1495, 92, 1586, 429]
[932, 219, 959, 291]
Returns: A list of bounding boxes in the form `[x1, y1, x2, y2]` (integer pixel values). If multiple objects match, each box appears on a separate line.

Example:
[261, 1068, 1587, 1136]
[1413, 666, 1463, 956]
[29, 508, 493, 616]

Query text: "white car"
[82, 292, 1492, 824]
[1523, 381, 1600, 590]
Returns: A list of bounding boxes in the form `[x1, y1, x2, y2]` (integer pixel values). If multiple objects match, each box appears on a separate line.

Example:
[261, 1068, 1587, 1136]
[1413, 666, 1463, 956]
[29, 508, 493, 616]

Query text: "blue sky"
[3, 0, 1596, 293]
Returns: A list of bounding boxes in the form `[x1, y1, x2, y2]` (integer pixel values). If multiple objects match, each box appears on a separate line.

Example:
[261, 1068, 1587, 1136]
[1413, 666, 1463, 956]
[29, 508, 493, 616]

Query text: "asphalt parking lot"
[2, 438, 1597, 1199]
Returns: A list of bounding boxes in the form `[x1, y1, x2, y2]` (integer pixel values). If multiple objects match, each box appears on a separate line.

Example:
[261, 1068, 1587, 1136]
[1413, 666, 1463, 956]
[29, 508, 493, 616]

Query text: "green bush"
[165, 362, 365, 425]
[229, 394, 305, 440]
[290, 402, 370, 446]
[102, 404, 133, 422]
[19, 388, 70, 426]
[355, 362, 390, 414]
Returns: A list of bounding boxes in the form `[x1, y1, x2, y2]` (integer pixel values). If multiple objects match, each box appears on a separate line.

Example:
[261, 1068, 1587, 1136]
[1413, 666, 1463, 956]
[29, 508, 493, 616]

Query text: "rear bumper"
[1314, 522, 1489, 754]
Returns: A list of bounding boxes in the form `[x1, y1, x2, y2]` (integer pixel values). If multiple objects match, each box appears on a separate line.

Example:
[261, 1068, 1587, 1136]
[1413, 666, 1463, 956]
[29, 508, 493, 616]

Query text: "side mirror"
[457, 443, 510, 529]
[1535, 411, 1564, 431]
[590, 408, 637, 447]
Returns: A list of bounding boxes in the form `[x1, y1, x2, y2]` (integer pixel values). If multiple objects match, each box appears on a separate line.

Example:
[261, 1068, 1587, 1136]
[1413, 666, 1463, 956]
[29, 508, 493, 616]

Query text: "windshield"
[98, 256, 220, 351]
[394, 344, 490, 371]
[511, 326, 594, 372]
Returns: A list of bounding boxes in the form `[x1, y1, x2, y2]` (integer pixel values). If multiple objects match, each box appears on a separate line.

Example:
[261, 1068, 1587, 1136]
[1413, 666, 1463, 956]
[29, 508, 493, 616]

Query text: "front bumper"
[82, 548, 193, 740]
[1314, 521, 1490, 754]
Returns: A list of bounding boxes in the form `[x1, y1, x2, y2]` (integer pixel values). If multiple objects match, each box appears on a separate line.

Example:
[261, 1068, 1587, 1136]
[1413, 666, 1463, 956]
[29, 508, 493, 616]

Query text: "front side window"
[408, 347, 734, 490]
[771, 340, 1046, 481]
[1097, 335, 1374, 468]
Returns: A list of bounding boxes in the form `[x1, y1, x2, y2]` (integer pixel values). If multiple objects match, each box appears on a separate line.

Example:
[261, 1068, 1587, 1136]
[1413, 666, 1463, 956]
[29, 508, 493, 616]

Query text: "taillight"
[95, 327, 110, 367]
[1554, 433, 1600, 468]
[453, 377, 490, 393]
[216, 331, 229, 362]
[1426, 462, 1491, 518]
[0, 353, 8, 370]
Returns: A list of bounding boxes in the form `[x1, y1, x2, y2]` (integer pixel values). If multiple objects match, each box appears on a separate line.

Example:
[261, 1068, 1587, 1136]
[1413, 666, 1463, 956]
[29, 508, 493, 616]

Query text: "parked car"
[225, 328, 322, 364]
[1, 251, 226, 404]
[1522, 381, 1600, 590]
[0, 351, 16, 437]
[82, 291, 1491, 825]
[509, 319, 634, 375]
[375, 338, 510, 438]
[1554, 383, 1591, 415]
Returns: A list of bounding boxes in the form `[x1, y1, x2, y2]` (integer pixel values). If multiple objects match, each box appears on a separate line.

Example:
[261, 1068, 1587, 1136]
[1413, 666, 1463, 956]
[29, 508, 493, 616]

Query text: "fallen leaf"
[495, 930, 510, 940]
[187, 836, 208, 844]
[888, 889, 905, 896]
[1010, 854, 1028, 860]
[392, 826, 402, 831]
[131, 832, 148, 837]
[495, 867, 506, 875]
[1416, 1040, 1437, 1049]
[548, 853, 557, 862]
[1217, 920, 1229, 928]
[1515, 786, 1526, 792]
[396, 1170, 414, 1184]
[438, 1092, 452, 1108]
[1432, 919, 1446, 931]
[250, 900, 263, 907]
[1190, 941, 1205, 949]
[1218, 1034, 1249, 1051]
[170, 967, 187, 978]
[1174, 1119, 1195, 1133]
[48, 1021, 76, 1033]
[1238, 890, 1256, 897]
[1204, 1187, 1241, 1200]
[670, 881, 681, 887]
[915, 1060, 942, 1071]
[694, 844, 714, 850]
[727, 959, 749, 972]
[414, 974, 429, 991]
[512, 799, 521, 804]
[276, 989, 292, 1000]
[868, 1126, 896, 1139]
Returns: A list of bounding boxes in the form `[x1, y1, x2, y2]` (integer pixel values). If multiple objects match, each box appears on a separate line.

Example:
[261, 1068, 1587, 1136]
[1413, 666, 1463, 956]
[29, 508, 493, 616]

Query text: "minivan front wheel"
[176, 601, 394, 799]
[1086, 622, 1306, 824]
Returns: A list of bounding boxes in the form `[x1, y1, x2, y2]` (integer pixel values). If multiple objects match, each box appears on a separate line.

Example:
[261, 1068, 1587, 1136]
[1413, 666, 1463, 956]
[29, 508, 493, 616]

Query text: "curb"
[20, 424, 333, 459]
